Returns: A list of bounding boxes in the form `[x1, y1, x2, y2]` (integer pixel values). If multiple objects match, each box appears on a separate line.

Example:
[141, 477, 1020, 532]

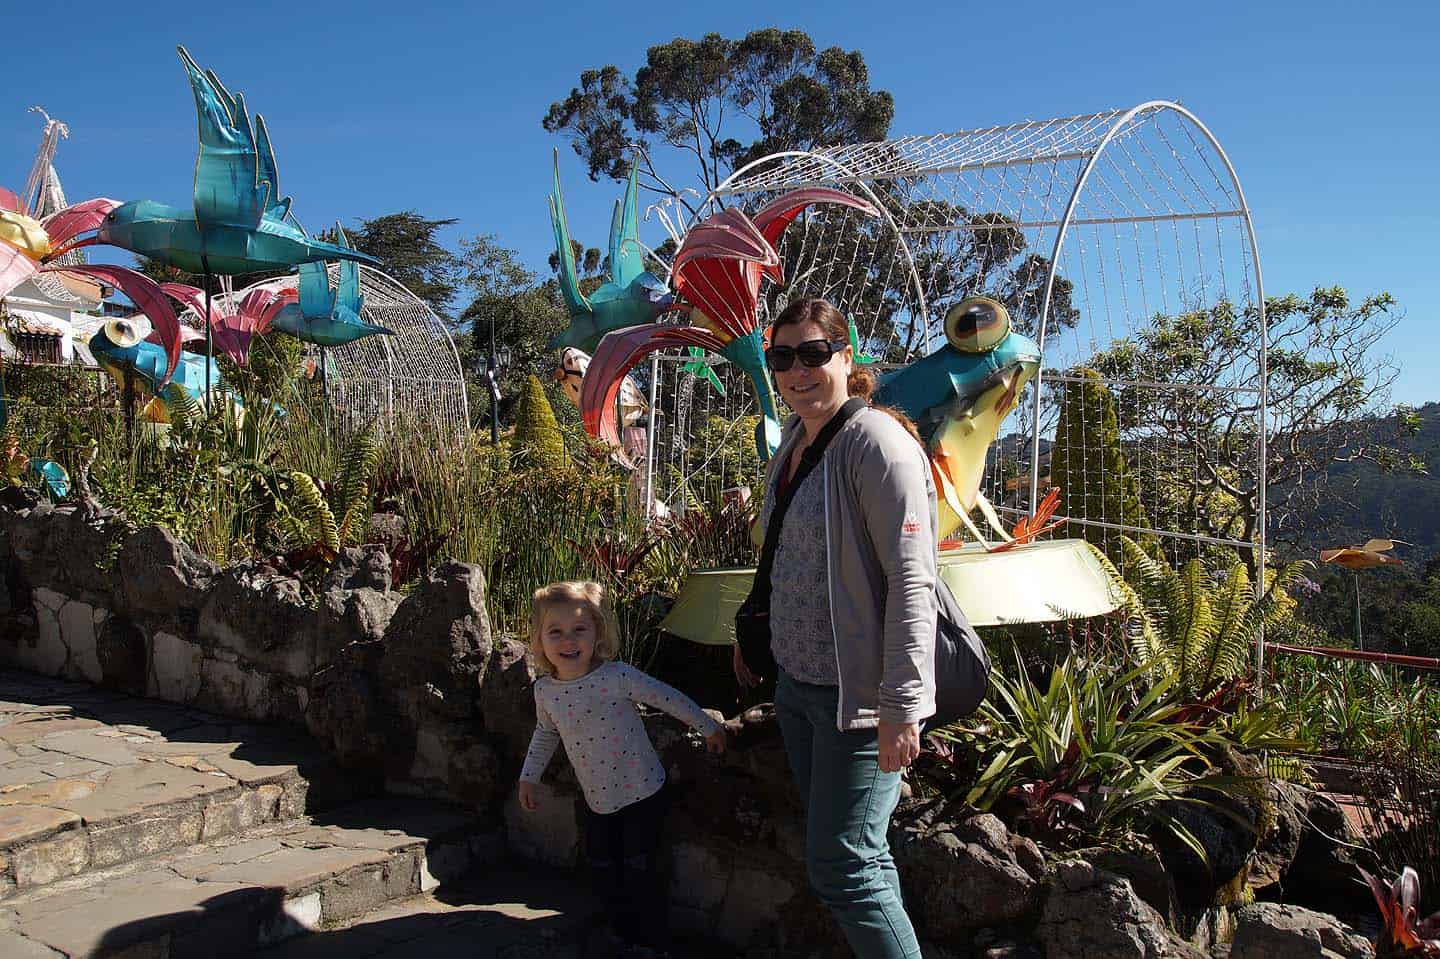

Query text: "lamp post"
[483, 319, 511, 445]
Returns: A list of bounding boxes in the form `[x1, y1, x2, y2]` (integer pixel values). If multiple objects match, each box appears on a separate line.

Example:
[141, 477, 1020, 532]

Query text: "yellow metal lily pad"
[659, 539, 1122, 646]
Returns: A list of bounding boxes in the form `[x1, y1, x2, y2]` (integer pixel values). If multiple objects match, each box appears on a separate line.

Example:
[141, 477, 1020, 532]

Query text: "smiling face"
[771, 319, 853, 434]
[538, 604, 599, 680]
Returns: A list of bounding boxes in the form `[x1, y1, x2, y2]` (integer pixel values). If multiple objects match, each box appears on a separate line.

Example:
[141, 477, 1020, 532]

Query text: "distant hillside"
[1296, 402, 1440, 562]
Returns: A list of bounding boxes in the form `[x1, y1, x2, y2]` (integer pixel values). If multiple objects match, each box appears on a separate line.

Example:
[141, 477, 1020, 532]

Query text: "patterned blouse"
[765, 457, 840, 686]
[519, 661, 721, 814]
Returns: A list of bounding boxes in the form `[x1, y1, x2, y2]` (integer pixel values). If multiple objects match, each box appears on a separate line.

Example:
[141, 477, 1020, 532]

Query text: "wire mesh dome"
[675, 101, 1267, 573]
[232, 265, 469, 437]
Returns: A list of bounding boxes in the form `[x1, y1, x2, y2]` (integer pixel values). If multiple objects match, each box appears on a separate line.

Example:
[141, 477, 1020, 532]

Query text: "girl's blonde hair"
[528, 580, 619, 677]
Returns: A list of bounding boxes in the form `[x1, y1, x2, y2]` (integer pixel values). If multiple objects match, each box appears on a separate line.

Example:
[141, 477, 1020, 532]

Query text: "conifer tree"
[1050, 368, 1149, 562]
[509, 374, 568, 470]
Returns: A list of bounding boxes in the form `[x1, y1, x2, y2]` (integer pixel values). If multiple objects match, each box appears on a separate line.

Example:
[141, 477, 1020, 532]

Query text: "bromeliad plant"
[1362, 866, 1440, 957]
[932, 653, 1249, 854]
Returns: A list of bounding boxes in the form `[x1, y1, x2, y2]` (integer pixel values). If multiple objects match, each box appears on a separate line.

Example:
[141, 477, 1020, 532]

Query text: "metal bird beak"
[102, 316, 151, 348]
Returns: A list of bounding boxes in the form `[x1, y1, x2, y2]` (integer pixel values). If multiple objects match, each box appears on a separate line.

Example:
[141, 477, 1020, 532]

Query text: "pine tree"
[509, 374, 568, 470]
[1050, 368, 1149, 562]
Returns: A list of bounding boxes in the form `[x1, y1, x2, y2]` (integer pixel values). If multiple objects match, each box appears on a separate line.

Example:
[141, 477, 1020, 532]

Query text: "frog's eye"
[944, 296, 1011, 353]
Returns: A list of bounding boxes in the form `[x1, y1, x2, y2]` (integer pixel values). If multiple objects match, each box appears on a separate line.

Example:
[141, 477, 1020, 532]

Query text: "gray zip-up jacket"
[764, 405, 939, 730]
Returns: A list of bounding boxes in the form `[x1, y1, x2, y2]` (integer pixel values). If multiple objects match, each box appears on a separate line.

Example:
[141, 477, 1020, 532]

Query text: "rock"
[315, 588, 400, 668]
[322, 545, 392, 593]
[379, 561, 491, 724]
[0, 484, 42, 512]
[197, 561, 317, 682]
[1152, 749, 1266, 907]
[306, 645, 389, 775]
[116, 525, 217, 620]
[1230, 902, 1373, 958]
[1250, 779, 1308, 891]
[504, 781, 581, 867]
[95, 615, 148, 694]
[1285, 790, 1369, 912]
[33, 506, 119, 599]
[478, 637, 539, 760]
[366, 512, 408, 545]
[893, 810, 1040, 937]
[148, 630, 202, 703]
[1036, 860, 1207, 959]
[1078, 842, 1179, 926]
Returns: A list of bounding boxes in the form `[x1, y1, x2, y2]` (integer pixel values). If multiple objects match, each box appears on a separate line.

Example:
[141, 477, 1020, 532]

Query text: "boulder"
[478, 637, 540, 760]
[116, 525, 217, 621]
[197, 561, 317, 681]
[378, 560, 491, 724]
[1250, 779, 1309, 891]
[306, 643, 390, 776]
[893, 808, 1041, 938]
[1152, 748, 1266, 907]
[315, 587, 401, 668]
[95, 614, 149, 694]
[1036, 860, 1208, 959]
[1230, 902, 1373, 958]
[322, 545, 392, 593]
[1285, 790, 1370, 912]
[1076, 842, 1178, 926]
[32, 505, 120, 599]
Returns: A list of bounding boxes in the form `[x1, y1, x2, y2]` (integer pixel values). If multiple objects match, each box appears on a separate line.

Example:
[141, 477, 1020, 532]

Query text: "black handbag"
[929, 576, 991, 728]
[735, 398, 867, 678]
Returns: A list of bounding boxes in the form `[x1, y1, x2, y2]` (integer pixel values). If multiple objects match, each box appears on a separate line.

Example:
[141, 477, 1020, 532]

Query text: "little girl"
[518, 580, 725, 954]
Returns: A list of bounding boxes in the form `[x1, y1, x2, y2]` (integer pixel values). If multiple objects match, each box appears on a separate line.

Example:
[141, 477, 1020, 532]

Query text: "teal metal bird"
[874, 297, 1043, 542]
[74, 47, 377, 277]
[88, 318, 224, 422]
[548, 153, 676, 352]
[268, 225, 392, 347]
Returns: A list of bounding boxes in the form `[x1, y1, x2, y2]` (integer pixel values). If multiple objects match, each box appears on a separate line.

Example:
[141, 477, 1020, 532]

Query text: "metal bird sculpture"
[89, 317, 223, 423]
[874, 296, 1043, 544]
[1320, 538, 1408, 570]
[163, 281, 296, 366]
[581, 188, 881, 461]
[547, 154, 675, 352]
[59, 47, 377, 278]
[268, 227, 391, 347]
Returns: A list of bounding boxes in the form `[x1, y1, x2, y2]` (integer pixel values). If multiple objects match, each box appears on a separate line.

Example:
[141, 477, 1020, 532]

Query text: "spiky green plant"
[1119, 536, 1310, 701]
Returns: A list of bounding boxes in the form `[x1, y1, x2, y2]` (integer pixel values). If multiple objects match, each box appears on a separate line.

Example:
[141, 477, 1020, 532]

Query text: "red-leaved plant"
[1362, 866, 1440, 957]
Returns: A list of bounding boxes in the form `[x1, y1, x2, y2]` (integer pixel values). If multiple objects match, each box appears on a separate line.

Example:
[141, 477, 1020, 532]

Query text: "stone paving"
[0, 670, 616, 958]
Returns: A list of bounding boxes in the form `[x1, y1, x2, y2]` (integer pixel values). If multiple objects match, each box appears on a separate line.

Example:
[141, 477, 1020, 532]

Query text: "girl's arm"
[621, 664, 723, 738]
[518, 690, 561, 783]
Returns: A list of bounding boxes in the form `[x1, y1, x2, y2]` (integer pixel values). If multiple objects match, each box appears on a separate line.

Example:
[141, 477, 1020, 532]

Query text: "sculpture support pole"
[1354, 570, 1364, 652]
[201, 255, 213, 407]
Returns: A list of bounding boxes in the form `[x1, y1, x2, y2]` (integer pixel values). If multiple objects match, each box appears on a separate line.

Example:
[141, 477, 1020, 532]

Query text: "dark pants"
[775, 670, 922, 959]
[584, 783, 670, 947]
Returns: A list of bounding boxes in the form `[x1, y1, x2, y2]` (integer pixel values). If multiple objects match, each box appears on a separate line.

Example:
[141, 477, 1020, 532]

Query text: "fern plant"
[1118, 536, 1310, 702]
[271, 426, 378, 566]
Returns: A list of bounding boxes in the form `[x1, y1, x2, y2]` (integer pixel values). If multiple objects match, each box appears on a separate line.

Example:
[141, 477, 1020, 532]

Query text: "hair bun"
[847, 368, 876, 401]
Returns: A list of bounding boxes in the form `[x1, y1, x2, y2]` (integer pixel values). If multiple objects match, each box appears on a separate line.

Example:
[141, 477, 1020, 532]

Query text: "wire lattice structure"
[652, 101, 1268, 645]
[231, 265, 469, 436]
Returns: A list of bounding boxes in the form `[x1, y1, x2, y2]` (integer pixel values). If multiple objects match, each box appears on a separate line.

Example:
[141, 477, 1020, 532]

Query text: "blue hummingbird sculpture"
[88, 47, 377, 277]
[269, 225, 392, 347]
[88, 318, 224, 423]
[547, 153, 675, 352]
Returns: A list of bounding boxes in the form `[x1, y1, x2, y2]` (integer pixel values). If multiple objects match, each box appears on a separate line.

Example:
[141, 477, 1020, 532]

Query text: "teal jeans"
[775, 670, 922, 959]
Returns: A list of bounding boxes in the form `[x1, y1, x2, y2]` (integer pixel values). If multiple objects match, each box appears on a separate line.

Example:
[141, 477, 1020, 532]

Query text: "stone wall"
[0, 498, 1376, 956]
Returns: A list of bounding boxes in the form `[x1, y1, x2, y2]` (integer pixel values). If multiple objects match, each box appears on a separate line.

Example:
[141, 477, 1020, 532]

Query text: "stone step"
[1, 797, 501, 958]
[0, 669, 360, 898]
[255, 868, 601, 959]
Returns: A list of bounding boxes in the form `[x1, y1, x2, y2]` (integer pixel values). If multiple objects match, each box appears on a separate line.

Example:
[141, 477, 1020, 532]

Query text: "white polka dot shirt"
[519, 661, 721, 814]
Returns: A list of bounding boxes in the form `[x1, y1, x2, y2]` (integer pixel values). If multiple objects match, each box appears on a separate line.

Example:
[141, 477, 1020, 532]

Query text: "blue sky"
[5, 1, 1437, 404]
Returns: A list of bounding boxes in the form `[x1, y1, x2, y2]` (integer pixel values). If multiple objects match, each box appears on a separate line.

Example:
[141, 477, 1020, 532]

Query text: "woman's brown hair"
[771, 298, 875, 401]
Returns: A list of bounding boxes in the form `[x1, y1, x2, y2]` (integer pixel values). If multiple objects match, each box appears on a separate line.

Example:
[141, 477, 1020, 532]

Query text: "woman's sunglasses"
[764, 339, 849, 372]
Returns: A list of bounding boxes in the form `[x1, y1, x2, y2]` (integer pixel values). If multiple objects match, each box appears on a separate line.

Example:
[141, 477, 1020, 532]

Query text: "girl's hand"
[877, 720, 920, 773]
[705, 728, 727, 754]
[732, 644, 760, 688]
[517, 780, 539, 811]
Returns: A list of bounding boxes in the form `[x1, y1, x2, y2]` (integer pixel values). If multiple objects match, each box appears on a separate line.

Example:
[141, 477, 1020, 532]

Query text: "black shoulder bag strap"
[736, 398, 867, 675]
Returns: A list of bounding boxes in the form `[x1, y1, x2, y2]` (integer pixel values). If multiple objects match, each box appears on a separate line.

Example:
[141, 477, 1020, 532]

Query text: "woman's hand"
[517, 780, 539, 811]
[877, 720, 920, 773]
[733, 644, 761, 688]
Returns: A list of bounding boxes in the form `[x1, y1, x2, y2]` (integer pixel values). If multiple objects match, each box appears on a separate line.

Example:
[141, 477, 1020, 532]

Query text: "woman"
[735, 297, 936, 958]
